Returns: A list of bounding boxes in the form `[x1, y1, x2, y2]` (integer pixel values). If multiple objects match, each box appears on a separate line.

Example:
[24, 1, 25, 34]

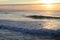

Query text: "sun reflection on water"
[43, 20, 59, 30]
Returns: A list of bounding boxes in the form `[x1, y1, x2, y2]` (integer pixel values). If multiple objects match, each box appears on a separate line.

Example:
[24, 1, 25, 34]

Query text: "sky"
[0, 0, 60, 2]
[0, 0, 38, 4]
[0, 0, 60, 10]
[0, 0, 60, 4]
[0, 0, 37, 2]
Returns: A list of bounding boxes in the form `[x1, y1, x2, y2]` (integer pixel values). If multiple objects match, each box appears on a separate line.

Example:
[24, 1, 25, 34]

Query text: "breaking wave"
[0, 25, 60, 36]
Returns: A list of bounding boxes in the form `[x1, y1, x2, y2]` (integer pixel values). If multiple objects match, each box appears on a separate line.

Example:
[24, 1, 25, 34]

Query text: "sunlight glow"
[43, 20, 59, 30]
[41, 4, 55, 10]
[37, 0, 57, 10]
[39, 0, 56, 4]
[42, 5, 54, 8]
[46, 5, 53, 8]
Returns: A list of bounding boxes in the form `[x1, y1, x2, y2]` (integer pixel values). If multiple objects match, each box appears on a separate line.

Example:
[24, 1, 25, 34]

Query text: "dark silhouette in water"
[26, 15, 60, 19]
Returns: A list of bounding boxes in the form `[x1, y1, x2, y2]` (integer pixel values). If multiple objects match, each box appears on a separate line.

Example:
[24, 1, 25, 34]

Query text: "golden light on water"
[43, 20, 59, 30]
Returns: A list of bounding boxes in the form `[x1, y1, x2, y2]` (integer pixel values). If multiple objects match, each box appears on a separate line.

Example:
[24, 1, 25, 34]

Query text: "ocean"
[0, 10, 60, 40]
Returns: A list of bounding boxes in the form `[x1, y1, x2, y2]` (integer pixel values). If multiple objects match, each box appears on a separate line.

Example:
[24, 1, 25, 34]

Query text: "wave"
[0, 25, 60, 36]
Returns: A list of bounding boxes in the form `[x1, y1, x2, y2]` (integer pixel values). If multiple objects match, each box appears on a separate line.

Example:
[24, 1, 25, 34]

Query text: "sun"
[41, 4, 54, 10]
[37, 0, 57, 10]
[39, 0, 56, 4]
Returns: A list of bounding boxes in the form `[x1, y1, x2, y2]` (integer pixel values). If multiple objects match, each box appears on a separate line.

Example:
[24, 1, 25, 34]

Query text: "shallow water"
[0, 10, 60, 40]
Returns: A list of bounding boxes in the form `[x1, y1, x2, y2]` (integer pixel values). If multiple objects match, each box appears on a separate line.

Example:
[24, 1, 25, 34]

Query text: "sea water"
[0, 10, 60, 40]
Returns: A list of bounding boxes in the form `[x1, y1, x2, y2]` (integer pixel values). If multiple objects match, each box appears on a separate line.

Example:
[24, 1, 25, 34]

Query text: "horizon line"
[0, 3, 60, 6]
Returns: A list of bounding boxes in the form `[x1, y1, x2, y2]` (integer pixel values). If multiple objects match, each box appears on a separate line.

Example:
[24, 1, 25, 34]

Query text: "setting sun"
[39, 0, 56, 4]
[37, 0, 57, 10]
[41, 4, 54, 9]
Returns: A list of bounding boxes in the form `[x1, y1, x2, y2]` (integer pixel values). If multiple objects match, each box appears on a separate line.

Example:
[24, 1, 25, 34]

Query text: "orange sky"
[0, 1, 60, 10]
[0, 0, 60, 10]
[0, 4, 60, 10]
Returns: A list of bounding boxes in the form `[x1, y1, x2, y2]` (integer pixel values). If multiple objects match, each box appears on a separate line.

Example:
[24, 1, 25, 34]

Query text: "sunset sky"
[0, 0, 60, 10]
[0, 0, 60, 4]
